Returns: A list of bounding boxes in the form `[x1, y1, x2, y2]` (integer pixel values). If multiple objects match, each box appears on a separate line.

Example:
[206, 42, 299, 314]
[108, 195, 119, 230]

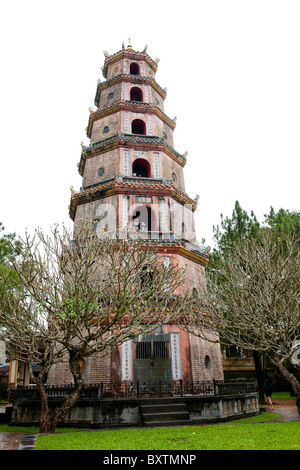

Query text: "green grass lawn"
[31, 412, 300, 451]
[272, 392, 296, 400]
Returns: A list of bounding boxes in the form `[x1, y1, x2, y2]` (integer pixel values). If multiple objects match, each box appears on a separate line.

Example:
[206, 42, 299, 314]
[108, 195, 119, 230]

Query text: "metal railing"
[13, 379, 256, 400]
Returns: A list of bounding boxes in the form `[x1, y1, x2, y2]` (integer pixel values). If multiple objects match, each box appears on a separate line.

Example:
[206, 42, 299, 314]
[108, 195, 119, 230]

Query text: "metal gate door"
[133, 333, 171, 384]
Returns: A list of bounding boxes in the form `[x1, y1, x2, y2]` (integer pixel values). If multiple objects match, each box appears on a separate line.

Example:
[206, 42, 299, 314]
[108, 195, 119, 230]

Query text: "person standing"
[261, 380, 274, 409]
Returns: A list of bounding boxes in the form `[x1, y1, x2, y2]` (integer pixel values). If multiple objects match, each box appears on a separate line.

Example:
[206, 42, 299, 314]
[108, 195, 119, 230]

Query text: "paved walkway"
[0, 432, 25, 450]
[265, 399, 300, 422]
[0, 401, 299, 450]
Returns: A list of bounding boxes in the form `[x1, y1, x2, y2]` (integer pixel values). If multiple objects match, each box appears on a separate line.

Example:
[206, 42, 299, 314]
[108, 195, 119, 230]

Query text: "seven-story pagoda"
[47, 41, 224, 387]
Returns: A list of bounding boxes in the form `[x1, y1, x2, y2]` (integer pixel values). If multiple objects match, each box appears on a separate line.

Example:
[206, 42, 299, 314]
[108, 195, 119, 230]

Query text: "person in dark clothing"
[261, 380, 274, 409]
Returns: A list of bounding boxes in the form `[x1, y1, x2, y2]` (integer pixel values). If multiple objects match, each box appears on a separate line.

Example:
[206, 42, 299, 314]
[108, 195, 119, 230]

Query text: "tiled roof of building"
[69, 176, 197, 220]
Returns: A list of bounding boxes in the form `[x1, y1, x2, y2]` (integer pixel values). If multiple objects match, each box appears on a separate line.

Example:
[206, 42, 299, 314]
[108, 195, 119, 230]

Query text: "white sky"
[0, 0, 299, 248]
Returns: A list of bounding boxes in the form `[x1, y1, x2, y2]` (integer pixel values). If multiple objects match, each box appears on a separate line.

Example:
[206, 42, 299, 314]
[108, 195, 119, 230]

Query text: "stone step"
[139, 397, 191, 427]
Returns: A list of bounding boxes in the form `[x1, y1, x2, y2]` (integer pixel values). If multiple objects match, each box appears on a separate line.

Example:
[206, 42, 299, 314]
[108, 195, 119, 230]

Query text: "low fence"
[11, 379, 256, 401]
[9, 379, 259, 427]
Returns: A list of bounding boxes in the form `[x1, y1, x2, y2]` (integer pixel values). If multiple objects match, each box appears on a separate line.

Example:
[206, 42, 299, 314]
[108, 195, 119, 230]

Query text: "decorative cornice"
[69, 176, 197, 220]
[144, 241, 209, 266]
[178, 246, 209, 266]
[78, 134, 187, 176]
[87, 99, 176, 138]
[94, 74, 166, 107]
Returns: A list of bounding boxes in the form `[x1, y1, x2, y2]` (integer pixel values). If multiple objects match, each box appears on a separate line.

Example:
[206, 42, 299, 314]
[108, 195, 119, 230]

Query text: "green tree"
[264, 207, 300, 241]
[0, 223, 21, 365]
[0, 223, 20, 288]
[209, 200, 260, 267]
[207, 203, 300, 402]
[188, 230, 300, 412]
[207, 202, 265, 399]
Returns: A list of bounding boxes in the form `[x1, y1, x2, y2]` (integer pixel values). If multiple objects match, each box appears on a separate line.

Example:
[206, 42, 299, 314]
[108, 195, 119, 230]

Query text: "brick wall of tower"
[47, 349, 112, 385]
[98, 83, 122, 109]
[91, 111, 121, 142]
[46, 355, 73, 385]
[82, 149, 121, 187]
[177, 256, 207, 297]
[189, 331, 224, 381]
[105, 58, 124, 79]
[82, 351, 112, 383]
[74, 195, 119, 233]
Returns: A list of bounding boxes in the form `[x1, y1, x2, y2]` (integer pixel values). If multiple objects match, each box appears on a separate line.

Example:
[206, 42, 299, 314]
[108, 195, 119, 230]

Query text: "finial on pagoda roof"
[142, 44, 148, 52]
[127, 38, 132, 49]
[70, 186, 77, 195]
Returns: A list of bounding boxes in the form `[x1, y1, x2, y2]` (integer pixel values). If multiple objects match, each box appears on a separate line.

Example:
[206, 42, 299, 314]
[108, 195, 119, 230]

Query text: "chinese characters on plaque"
[170, 333, 181, 380]
[122, 340, 132, 381]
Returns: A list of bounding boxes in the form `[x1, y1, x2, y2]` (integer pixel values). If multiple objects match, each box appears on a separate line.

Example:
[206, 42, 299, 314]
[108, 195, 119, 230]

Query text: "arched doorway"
[132, 158, 151, 178]
[130, 62, 140, 75]
[132, 119, 146, 135]
[130, 87, 143, 102]
[131, 205, 152, 232]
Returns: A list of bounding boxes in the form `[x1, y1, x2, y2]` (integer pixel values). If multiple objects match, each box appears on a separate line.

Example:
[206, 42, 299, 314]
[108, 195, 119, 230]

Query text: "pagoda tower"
[48, 41, 223, 386]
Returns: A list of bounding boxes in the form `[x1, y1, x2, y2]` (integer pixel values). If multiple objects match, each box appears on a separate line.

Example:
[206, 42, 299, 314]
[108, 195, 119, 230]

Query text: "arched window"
[130, 62, 140, 75]
[132, 158, 151, 178]
[132, 119, 146, 135]
[131, 206, 152, 232]
[130, 86, 143, 102]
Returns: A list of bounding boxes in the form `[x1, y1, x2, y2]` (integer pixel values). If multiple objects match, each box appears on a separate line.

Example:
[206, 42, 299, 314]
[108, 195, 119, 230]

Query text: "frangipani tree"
[181, 229, 300, 412]
[0, 223, 194, 432]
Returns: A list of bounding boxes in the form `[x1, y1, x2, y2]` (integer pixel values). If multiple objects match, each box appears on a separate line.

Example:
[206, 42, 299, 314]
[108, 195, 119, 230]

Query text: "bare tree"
[0, 223, 193, 432]
[181, 229, 300, 411]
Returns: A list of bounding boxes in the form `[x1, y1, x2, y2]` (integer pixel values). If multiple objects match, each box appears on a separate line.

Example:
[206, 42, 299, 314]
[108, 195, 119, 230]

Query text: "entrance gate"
[133, 333, 172, 384]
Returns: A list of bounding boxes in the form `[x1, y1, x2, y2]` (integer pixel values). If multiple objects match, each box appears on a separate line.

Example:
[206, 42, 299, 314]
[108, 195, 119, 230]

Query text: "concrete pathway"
[266, 400, 300, 422]
[0, 431, 25, 450]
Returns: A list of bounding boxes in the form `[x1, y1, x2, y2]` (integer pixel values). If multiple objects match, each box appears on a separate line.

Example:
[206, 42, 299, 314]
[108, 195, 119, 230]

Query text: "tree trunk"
[269, 356, 300, 415]
[34, 355, 85, 433]
[46, 384, 84, 433]
[45, 353, 85, 433]
[252, 350, 265, 404]
[35, 373, 50, 434]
